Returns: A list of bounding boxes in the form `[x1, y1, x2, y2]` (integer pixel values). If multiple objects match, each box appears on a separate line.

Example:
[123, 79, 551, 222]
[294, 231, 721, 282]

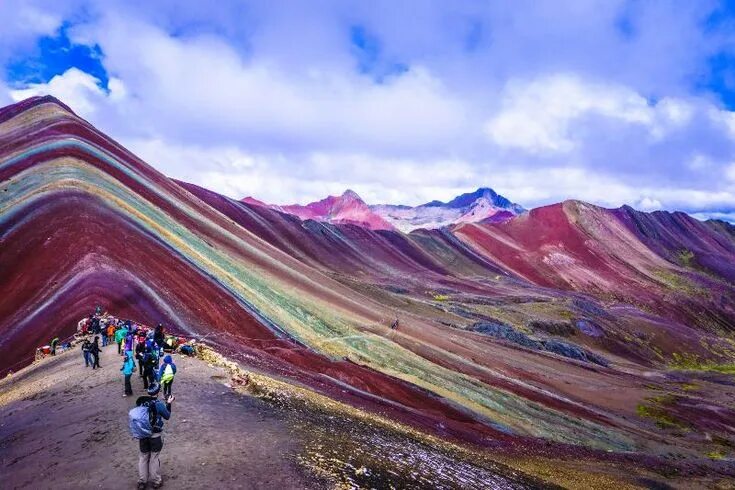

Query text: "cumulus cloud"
[9, 67, 125, 117]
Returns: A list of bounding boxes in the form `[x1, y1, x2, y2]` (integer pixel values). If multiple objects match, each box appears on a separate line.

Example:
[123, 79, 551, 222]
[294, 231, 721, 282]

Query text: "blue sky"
[1, 0, 735, 221]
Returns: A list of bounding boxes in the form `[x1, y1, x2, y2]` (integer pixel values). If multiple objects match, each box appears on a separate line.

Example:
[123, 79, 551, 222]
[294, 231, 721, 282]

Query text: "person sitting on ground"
[115, 325, 127, 355]
[134, 383, 173, 489]
[89, 336, 102, 369]
[121, 352, 136, 397]
[157, 355, 177, 398]
[81, 339, 92, 367]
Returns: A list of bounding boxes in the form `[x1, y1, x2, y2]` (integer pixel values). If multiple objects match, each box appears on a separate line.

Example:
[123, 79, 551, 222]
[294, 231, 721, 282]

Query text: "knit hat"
[147, 383, 161, 396]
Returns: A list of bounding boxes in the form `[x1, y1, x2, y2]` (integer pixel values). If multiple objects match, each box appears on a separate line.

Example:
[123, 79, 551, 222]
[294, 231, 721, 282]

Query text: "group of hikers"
[75, 307, 189, 489]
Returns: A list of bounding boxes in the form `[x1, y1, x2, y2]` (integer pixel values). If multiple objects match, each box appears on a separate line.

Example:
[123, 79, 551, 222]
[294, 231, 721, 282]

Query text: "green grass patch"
[636, 394, 687, 430]
[677, 249, 695, 268]
[705, 450, 726, 460]
[670, 352, 735, 375]
[652, 269, 709, 297]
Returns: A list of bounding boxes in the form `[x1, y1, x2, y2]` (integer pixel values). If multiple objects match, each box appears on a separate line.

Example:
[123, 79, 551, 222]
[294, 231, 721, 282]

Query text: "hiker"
[124, 330, 135, 356]
[50, 337, 59, 355]
[135, 340, 146, 378]
[81, 339, 92, 367]
[154, 324, 165, 349]
[90, 336, 101, 369]
[158, 355, 177, 398]
[390, 318, 399, 330]
[101, 321, 109, 347]
[121, 352, 136, 397]
[115, 325, 127, 355]
[142, 348, 157, 390]
[130, 383, 173, 489]
[107, 322, 116, 346]
[77, 317, 89, 335]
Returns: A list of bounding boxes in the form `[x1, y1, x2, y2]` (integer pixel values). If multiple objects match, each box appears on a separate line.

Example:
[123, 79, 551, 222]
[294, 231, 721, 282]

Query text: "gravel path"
[0, 342, 323, 489]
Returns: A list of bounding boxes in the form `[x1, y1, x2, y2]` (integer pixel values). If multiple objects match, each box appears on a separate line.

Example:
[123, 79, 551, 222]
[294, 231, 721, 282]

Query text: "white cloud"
[637, 197, 663, 211]
[73, 16, 467, 155]
[483, 74, 701, 153]
[9, 68, 125, 118]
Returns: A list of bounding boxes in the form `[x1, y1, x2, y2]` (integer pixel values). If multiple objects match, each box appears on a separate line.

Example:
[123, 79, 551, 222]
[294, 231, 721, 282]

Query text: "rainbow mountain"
[2, 96, 735, 485]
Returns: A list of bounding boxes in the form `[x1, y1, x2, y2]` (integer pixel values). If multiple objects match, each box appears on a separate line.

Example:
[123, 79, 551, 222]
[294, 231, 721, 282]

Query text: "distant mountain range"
[243, 187, 526, 232]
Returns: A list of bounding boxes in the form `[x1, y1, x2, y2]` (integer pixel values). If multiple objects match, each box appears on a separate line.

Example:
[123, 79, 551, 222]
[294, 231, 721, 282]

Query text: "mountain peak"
[340, 189, 363, 201]
[0, 95, 79, 126]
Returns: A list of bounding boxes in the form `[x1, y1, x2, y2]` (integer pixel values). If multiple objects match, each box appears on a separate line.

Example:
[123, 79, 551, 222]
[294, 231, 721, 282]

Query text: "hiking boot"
[152, 481, 163, 489]
[137, 482, 146, 489]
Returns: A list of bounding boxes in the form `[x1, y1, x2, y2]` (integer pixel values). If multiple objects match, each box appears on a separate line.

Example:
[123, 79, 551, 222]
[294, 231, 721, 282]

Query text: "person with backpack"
[129, 383, 174, 489]
[142, 348, 157, 390]
[121, 352, 136, 397]
[157, 355, 177, 398]
[89, 336, 101, 369]
[115, 325, 127, 355]
[81, 339, 92, 367]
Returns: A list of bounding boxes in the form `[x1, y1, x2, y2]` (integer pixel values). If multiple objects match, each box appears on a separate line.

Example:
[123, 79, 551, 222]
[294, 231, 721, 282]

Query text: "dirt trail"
[0, 343, 324, 489]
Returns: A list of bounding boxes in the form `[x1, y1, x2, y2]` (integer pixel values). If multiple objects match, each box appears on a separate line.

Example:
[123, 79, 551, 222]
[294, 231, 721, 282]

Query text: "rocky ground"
[2, 340, 733, 490]
[0, 343, 322, 489]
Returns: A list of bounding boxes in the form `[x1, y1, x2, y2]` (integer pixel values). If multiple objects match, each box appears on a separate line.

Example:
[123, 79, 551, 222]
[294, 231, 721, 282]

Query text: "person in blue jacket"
[121, 352, 136, 396]
[157, 355, 177, 398]
[135, 383, 173, 489]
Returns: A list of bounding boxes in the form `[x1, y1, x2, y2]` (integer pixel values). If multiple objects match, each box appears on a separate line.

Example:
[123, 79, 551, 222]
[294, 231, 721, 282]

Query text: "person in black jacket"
[135, 341, 146, 378]
[89, 336, 102, 369]
[141, 348, 157, 389]
[153, 324, 165, 350]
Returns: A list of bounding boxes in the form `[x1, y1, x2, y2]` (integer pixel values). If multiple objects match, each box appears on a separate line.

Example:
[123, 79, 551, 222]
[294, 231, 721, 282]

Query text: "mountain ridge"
[245, 186, 526, 232]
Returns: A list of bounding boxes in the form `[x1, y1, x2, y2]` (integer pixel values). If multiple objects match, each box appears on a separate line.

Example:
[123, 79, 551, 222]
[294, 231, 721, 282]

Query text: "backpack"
[179, 345, 194, 356]
[144, 352, 158, 369]
[161, 364, 175, 383]
[128, 401, 158, 439]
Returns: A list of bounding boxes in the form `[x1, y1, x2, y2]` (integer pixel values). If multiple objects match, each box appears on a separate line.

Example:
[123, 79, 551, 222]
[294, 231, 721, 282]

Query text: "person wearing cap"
[135, 383, 174, 489]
